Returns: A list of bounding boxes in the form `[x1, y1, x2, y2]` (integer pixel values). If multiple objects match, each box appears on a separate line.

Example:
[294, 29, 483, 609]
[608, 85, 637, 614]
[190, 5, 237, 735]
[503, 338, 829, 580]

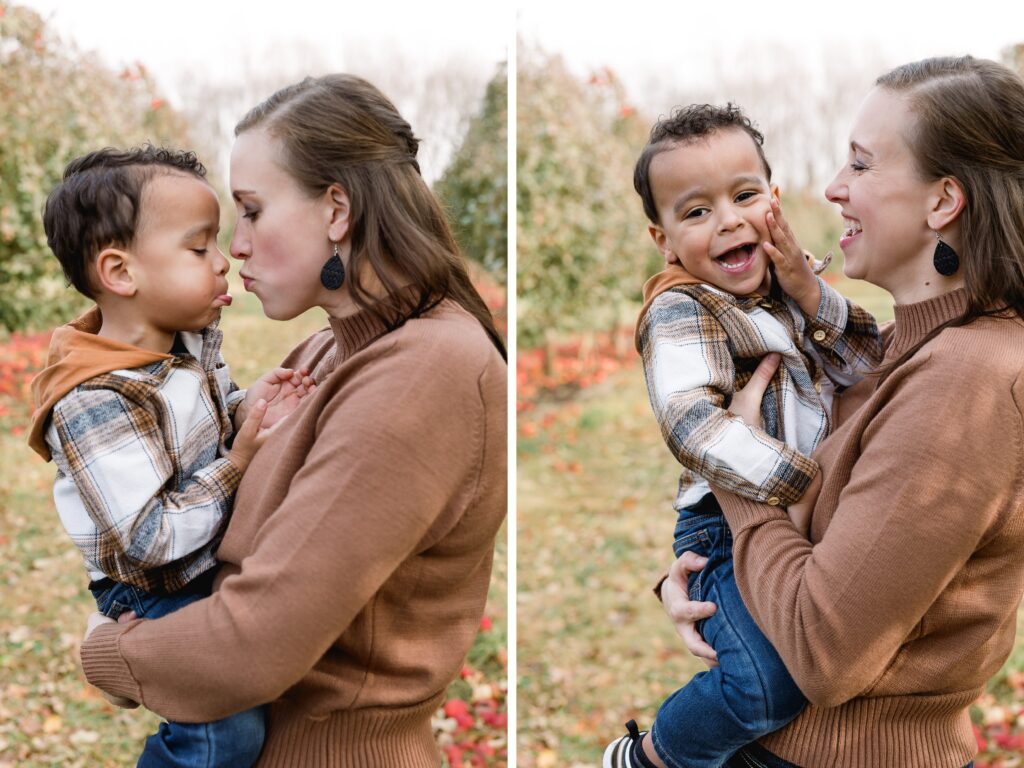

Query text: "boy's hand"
[227, 399, 271, 473]
[763, 198, 821, 317]
[237, 367, 317, 431]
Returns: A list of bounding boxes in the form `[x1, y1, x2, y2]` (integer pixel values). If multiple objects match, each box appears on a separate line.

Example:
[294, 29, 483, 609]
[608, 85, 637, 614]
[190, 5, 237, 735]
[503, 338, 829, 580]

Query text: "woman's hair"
[875, 56, 1024, 377]
[235, 74, 506, 359]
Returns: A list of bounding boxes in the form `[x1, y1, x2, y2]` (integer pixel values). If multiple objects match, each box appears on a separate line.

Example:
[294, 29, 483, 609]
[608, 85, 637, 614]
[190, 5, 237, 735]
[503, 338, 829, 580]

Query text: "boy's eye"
[735, 191, 757, 203]
[684, 207, 709, 220]
[191, 248, 208, 256]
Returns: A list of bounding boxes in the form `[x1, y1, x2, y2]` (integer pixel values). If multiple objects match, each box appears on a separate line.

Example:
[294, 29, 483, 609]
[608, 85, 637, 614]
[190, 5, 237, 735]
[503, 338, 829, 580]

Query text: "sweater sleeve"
[640, 290, 817, 505]
[716, 349, 1021, 707]
[80, 341, 491, 721]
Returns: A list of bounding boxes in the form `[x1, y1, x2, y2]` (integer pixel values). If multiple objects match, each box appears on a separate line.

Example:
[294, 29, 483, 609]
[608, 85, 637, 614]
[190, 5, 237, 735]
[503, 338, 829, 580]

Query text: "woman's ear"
[326, 184, 351, 243]
[94, 248, 136, 297]
[926, 176, 966, 232]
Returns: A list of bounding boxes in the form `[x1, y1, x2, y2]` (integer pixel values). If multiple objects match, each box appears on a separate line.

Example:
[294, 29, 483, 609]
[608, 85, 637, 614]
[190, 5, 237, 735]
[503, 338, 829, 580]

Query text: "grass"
[0, 280, 507, 767]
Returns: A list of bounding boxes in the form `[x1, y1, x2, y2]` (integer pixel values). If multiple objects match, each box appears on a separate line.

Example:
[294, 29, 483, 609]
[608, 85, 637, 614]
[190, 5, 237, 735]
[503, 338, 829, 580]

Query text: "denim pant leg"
[90, 575, 266, 768]
[651, 498, 805, 768]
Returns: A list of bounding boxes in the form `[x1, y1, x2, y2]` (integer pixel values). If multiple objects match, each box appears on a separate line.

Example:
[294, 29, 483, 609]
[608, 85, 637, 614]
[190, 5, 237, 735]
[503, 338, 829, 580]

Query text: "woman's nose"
[824, 169, 847, 203]
[229, 229, 248, 261]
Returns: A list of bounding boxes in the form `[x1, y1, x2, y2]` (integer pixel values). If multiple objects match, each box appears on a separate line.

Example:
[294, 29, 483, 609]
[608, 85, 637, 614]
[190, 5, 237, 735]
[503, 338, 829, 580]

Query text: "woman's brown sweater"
[81, 299, 507, 767]
[718, 289, 1024, 767]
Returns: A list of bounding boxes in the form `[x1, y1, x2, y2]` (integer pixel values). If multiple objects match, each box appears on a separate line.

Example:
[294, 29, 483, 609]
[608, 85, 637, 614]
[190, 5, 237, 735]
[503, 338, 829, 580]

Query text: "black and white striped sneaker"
[602, 720, 649, 768]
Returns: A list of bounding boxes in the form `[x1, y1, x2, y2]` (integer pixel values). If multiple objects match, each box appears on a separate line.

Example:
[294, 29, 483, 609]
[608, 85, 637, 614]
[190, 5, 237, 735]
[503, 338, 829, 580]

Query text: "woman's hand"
[84, 612, 140, 709]
[729, 353, 782, 428]
[661, 551, 719, 668]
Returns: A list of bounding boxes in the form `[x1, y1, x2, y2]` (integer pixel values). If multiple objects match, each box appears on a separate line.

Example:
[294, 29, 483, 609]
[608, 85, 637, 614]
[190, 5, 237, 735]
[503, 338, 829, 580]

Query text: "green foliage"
[0, 2, 194, 333]
[435, 64, 508, 284]
[516, 53, 661, 349]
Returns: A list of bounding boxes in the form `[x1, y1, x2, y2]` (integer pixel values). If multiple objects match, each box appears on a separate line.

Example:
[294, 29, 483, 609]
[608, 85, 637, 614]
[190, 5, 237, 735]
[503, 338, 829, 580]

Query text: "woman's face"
[229, 128, 351, 320]
[824, 87, 939, 300]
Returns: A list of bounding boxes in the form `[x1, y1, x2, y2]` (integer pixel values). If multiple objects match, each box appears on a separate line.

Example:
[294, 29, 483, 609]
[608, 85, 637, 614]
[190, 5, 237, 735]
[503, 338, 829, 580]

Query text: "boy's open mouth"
[715, 243, 757, 273]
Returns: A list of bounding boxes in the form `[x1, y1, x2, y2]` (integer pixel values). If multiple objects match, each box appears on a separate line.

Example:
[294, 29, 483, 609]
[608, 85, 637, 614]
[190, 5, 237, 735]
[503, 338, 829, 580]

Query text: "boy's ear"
[325, 184, 351, 244]
[94, 248, 137, 297]
[648, 224, 677, 266]
[770, 183, 781, 203]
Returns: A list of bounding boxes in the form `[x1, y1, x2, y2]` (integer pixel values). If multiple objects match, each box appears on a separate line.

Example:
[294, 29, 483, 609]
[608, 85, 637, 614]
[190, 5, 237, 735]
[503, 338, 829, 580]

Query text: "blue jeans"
[90, 571, 265, 768]
[651, 495, 805, 768]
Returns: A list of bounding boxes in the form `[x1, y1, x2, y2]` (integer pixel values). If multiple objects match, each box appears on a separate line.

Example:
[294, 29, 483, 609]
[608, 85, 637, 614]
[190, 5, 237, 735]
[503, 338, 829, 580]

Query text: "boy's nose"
[213, 248, 230, 275]
[717, 207, 744, 232]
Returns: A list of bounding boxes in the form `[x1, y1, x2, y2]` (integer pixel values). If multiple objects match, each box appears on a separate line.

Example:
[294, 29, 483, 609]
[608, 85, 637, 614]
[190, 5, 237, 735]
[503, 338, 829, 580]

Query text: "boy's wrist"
[795, 279, 822, 317]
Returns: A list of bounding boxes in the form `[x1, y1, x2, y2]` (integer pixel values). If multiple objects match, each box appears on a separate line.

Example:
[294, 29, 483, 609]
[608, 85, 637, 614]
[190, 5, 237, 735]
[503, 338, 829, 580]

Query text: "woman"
[657, 56, 1024, 768]
[81, 74, 507, 767]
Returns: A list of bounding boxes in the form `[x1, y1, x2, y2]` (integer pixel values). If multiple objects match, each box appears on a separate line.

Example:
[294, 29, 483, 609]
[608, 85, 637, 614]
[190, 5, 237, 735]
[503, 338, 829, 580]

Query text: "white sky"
[518, 0, 1024, 108]
[18, 0, 509, 101]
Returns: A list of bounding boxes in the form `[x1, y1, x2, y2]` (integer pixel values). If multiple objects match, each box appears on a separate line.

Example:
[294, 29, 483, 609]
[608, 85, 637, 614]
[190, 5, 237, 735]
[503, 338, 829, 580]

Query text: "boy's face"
[648, 128, 778, 296]
[129, 173, 231, 333]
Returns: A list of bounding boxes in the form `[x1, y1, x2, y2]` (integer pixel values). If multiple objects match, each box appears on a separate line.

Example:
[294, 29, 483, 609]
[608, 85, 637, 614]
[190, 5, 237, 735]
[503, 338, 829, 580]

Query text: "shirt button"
[814, 381, 822, 393]
[812, 330, 827, 342]
[766, 496, 781, 506]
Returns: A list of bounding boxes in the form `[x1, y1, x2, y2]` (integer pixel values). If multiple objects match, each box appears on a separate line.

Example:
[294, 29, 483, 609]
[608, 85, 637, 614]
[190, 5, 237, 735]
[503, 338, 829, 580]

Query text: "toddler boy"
[603, 105, 882, 768]
[28, 146, 311, 768]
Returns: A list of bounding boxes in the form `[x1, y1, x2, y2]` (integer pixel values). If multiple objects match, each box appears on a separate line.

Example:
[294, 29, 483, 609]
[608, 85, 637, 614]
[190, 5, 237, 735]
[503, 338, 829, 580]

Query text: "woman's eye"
[243, 210, 260, 221]
[850, 161, 868, 172]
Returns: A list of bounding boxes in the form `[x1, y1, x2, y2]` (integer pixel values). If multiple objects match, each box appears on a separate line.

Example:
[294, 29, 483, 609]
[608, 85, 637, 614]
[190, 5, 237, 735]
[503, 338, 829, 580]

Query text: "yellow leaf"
[537, 750, 558, 768]
[42, 715, 62, 734]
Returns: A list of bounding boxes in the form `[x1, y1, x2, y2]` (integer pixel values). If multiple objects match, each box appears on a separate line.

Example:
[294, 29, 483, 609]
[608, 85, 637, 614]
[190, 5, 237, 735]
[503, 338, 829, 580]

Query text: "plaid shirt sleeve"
[639, 290, 818, 506]
[50, 384, 242, 583]
[803, 275, 884, 379]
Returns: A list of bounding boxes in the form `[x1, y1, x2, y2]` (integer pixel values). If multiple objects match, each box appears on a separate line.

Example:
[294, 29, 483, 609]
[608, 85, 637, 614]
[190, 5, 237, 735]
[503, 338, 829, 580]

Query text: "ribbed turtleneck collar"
[328, 307, 390, 364]
[885, 288, 968, 361]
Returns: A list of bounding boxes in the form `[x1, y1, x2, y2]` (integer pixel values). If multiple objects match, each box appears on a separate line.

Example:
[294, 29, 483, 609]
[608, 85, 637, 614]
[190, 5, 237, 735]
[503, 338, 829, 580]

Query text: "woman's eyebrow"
[231, 189, 256, 201]
[850, 141, 874, 158]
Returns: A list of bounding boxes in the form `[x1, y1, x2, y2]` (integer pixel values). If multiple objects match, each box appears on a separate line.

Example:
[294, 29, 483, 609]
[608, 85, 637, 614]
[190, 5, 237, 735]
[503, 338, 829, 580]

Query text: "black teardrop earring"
[320, 242, 346, 290]
[933, 232, 960, 277]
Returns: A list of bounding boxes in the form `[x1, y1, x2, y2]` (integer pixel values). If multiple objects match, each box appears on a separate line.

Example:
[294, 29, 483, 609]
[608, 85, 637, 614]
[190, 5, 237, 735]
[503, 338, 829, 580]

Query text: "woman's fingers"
[728, 353, 782, 426]
[662, 552, 719, 667]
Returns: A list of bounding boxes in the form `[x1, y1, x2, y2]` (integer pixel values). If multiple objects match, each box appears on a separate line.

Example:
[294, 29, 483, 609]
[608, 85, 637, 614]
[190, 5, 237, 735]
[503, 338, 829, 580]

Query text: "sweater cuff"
[717, 490, 790, 533]
[81, 622, 144, 703]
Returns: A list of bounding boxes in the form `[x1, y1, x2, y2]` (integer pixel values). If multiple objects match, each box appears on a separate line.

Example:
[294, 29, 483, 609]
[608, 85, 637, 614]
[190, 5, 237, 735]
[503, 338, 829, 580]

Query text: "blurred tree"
[517, 46, 659, 354]
[435, 63, 508, 283]
[0, 2, 193, 332]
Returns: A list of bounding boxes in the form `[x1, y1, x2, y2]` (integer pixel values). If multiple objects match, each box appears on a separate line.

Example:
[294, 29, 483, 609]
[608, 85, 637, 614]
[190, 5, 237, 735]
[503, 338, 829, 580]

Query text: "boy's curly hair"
[633, 103, 772, 224]
[43, 145, 207, 298]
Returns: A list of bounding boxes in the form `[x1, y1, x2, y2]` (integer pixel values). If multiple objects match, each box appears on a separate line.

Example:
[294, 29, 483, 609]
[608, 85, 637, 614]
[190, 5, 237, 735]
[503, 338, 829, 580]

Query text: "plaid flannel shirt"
[46, 323, 246, 593]
[638, 274, 882, 511]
